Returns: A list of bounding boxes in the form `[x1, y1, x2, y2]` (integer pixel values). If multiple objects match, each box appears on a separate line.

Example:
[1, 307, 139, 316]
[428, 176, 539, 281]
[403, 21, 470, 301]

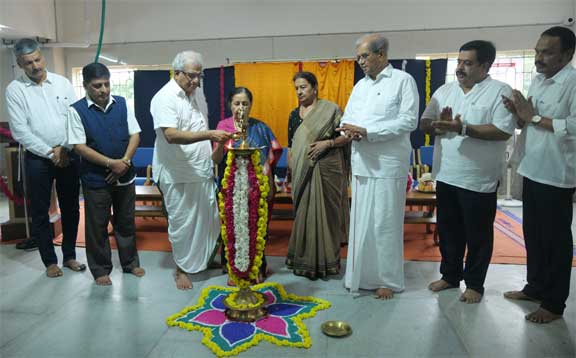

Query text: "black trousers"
[25, 152, 80, 267]
[83, 183, 140, 279]
[436, 181, 497, 294]
[521, 178, 575, 315]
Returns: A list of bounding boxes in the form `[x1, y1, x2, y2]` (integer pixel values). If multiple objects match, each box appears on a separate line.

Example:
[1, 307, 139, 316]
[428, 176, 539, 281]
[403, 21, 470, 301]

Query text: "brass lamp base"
[229, 145, 265, 157]
[223, 287, 268, 322]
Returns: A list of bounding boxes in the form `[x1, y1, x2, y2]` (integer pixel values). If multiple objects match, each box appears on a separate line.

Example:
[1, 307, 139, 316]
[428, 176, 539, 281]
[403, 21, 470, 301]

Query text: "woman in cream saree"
[286, 72, 351, 280]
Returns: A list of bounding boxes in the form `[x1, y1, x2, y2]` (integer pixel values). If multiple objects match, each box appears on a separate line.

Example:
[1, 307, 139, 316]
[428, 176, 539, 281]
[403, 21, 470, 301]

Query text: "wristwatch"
[531, 115, 542, 124]
[460, 121, 467, 136]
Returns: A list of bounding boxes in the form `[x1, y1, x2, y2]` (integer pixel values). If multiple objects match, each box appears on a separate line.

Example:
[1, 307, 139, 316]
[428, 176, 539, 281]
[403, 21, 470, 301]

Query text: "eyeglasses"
[356, 53, 372, 63]
[179, 71, 204, 80]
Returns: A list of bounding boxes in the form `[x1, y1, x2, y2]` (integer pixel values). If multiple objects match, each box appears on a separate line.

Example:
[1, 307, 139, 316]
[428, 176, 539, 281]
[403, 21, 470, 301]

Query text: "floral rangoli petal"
[193, 309, 227, 326]
[166, 283, 331, 357]
[221, 321, 256, 345]
[255, 316, 289, 337]
[267, 303, 303, 317]
[211, 294, 227, 310]
[263, 290, 276, 304]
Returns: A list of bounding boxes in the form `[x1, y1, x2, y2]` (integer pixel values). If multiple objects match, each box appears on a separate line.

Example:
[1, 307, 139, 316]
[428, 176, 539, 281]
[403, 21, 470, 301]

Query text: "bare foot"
[130, 267, 145, 277]
[175, 268, 192, 290]
[503, 290, 540, 303]
[525, 307, 562, 324]
[63, 259, 86, 272]
[46, 264, 63, 278]
[95, 275, 112, 286]
[375, 287, 394, 300]
[428, 279, 457, 292]
[459, 288, 483, 304]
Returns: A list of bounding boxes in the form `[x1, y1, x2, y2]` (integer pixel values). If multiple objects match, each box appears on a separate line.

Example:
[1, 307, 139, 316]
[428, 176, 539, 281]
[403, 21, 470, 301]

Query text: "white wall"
[0, 48, 15, 121]
[56, 0, 571, 44]
[55, 0, 574, 74]
[0, 0, 56, 39]
[62, 24, 562, 73]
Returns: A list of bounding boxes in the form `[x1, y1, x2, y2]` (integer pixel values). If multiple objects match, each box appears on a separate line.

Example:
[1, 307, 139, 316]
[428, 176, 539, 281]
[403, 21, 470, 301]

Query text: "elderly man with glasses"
[150, 50, 231, 290]
[337, 34, 419, 300]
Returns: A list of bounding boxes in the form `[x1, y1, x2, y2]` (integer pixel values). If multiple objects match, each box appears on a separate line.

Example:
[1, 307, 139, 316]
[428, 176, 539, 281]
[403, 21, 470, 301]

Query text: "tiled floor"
[0, 197, 575, 358]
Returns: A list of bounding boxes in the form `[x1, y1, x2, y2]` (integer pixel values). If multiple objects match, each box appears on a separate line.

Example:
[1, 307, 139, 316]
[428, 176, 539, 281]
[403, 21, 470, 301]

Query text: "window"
[71, 65, 170, 112]
[417, 50, 536, 95]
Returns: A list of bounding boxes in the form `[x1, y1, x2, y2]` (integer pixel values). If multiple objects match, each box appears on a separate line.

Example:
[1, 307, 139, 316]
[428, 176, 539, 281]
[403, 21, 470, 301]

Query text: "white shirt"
[5, 71, 77, 158]
[150, 79, 213, 184]
[341, 64, 419, 179]
[423, 77, 515, 193]
[67, 95, 141, 186]
[67, 95, 141, 145]
[516, 64, 576, 188]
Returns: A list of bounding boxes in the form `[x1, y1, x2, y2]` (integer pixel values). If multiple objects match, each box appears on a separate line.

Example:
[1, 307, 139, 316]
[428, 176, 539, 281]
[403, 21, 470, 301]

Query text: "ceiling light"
[99, 55, 119, 63]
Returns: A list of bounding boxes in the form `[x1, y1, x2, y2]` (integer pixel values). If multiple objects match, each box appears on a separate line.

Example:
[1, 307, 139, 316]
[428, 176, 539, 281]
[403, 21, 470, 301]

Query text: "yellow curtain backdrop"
[301, 60, 355, 117]
[234, 60, 355, 146]
[234, 62, 300, 147]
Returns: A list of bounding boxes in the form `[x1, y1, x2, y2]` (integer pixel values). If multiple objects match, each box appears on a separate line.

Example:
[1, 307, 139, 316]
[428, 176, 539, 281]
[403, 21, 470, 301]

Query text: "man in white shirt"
[420, 40, 515, 303]
[502, 27, 576, 324]
[338, 34, 419, 299]
[150, 51, 231, 290]
[5, 39, 84, 277]
[67, 63, 145, 286]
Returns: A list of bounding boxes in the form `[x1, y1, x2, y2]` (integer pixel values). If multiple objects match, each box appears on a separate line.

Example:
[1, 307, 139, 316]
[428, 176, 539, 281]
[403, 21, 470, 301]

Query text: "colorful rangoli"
[166, 282, 331, 357]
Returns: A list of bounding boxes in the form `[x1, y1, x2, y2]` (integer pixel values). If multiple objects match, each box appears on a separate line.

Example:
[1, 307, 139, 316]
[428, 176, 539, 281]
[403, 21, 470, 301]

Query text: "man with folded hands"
[420, 40, 515, 303]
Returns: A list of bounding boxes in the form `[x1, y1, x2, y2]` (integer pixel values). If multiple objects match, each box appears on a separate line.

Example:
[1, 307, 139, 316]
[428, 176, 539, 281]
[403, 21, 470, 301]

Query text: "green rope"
[94, 0, 106, 63]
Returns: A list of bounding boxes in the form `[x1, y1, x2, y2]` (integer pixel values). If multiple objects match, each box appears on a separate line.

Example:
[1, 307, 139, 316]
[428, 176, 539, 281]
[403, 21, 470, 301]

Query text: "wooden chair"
[132, 147, 164, 218]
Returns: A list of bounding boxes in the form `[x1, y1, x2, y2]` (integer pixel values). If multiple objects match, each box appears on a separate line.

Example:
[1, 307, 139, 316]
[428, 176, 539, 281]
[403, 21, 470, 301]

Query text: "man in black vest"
[67, 63, 144, 285]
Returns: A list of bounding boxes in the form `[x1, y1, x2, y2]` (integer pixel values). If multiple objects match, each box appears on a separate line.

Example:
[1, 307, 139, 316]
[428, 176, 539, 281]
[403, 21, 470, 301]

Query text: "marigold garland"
[218, 150, 269, 288]
[223, 291, 266, 310]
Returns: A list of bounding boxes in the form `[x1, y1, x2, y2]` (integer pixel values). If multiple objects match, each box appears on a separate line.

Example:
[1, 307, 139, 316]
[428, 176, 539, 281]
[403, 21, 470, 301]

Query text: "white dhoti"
[344, 175, 406, 293]
[159, 178, 219, 273]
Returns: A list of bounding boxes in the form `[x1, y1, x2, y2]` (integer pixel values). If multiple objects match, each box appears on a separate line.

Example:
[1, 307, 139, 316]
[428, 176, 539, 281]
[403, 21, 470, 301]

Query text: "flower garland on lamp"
[219, 149, 268, 288]
[218, 148, 270, 321]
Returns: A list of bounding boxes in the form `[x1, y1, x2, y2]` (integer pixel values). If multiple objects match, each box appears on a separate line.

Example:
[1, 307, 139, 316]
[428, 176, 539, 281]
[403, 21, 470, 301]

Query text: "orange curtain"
[234, 61, 355, 147]
[301, 60, 355, 115]
[234, 62, 300, 146]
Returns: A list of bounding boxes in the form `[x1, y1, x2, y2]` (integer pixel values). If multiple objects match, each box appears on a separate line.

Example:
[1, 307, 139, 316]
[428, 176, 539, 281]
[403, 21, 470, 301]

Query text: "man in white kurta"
[339, 34, 419, 299]
[420, 41, 515, 304]
[502, 27, 576, 324]
[150, 51, 231, 290]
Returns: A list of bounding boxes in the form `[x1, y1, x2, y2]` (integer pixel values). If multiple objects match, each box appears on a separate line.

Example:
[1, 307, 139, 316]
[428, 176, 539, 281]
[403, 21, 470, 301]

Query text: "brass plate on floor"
[321, 321, 352, 337]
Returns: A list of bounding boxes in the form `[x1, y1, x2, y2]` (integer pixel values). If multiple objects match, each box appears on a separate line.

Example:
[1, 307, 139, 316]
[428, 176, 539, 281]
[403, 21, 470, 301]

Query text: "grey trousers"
[83, 183, 140, 279]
